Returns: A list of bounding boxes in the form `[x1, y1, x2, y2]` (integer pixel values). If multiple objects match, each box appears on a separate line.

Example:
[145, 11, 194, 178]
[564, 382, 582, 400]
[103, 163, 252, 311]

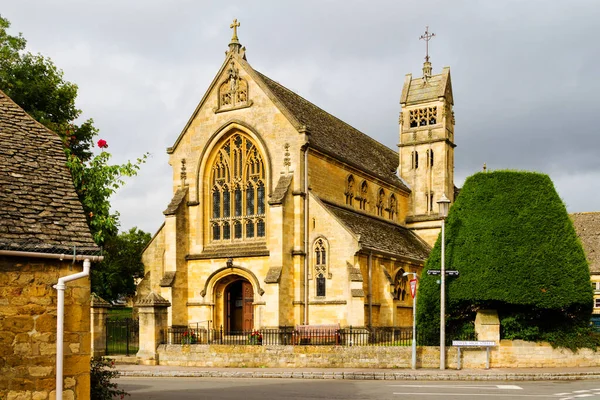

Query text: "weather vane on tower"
[419, 26, 435, 81]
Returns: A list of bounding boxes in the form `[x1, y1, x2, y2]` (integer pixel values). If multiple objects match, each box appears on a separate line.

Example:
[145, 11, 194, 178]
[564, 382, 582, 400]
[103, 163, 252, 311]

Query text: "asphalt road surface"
[118, 377, 600, 400]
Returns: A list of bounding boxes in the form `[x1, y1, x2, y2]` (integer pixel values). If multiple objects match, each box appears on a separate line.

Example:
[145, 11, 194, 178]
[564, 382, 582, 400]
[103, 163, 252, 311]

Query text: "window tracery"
[409, 106, 437, 128]
[210, 133, 266, 242]
[314, 238, 328, 297]
[393, 268, 408, 301]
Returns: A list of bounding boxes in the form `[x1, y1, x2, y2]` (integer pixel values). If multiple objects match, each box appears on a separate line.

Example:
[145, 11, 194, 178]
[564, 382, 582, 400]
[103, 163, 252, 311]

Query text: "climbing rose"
[97, 139, 108, 148]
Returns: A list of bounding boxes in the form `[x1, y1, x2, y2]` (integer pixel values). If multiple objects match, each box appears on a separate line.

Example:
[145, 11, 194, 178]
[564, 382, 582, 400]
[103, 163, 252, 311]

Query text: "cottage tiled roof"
[571, 212, 600, 274]
[253, 70, 407, 191]
[0, 90, 99, 254]
[322, 200, 431, 262]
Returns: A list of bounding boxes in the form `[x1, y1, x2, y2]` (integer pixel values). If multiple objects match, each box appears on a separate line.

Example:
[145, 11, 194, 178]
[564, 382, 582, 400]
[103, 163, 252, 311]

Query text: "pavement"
[114, 362, 600, 381]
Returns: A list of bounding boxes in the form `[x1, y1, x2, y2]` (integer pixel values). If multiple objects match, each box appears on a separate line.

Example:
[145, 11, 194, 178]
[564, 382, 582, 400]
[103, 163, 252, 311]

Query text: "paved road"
[119, 377, 600, 400]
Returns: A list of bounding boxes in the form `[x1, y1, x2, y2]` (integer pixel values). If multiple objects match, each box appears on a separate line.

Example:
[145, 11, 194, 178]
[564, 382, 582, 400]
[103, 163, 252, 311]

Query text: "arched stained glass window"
[209, 133, 267, 242]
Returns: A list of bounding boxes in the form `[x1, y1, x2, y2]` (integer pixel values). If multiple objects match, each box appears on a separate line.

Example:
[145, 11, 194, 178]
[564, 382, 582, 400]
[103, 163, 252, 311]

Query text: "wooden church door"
[242, 281, 254, 331]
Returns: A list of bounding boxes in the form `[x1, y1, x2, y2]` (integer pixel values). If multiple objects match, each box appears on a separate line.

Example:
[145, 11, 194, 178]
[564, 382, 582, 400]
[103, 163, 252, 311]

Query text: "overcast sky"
[3, 1, 599, 234]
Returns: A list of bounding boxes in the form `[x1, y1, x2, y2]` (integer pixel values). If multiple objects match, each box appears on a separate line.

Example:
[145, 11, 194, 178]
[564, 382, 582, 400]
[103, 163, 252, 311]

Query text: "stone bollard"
[135, 292, 171, 365]
[90, 293, 112, 357]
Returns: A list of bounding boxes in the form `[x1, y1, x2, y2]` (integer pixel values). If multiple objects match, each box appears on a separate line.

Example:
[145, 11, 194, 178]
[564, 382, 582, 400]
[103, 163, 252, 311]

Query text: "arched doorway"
[224, 278, 254, 332]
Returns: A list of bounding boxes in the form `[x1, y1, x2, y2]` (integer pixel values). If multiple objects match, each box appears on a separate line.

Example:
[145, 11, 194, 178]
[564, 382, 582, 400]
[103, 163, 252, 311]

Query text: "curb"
[117, 370, 600, 381]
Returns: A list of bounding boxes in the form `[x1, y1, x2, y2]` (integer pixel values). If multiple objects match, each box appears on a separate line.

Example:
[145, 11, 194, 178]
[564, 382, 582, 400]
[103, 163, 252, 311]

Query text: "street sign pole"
[410, 278, 417, 370]
[440, 218, 446, 370]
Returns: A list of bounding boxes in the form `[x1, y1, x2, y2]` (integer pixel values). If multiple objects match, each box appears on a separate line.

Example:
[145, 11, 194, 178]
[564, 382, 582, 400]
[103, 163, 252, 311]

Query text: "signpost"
[427, 270, 459, 276]
[403, 272, 418, 370]
[409, 279, 417, 299]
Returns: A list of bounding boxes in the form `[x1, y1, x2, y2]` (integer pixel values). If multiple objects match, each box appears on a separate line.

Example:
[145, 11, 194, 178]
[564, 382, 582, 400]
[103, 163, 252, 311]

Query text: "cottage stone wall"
[156, 340, 600, 369]
[0, 257, 91, 400]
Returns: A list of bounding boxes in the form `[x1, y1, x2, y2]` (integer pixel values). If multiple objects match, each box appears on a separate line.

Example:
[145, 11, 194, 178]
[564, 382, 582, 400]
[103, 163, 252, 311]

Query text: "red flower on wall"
[97, 139, 108, 149]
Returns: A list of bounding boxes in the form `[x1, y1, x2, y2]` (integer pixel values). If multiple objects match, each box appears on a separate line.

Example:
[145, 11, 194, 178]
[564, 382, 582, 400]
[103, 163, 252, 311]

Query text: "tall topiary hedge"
[416, 171, 595, 349]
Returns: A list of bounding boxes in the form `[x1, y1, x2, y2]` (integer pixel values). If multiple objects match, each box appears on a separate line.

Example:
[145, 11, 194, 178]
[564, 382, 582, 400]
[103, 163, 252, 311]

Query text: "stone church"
[139, 22, 456, 332]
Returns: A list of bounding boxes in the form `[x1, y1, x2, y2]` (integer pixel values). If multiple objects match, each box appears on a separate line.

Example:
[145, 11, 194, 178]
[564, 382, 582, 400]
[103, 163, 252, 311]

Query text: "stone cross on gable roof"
[230, 19, 240, 43]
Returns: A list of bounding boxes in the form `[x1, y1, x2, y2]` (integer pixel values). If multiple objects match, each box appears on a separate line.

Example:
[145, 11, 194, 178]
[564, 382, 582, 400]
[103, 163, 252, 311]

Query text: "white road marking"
[389, 384, 522, 390]
[392, 393, 555, 397]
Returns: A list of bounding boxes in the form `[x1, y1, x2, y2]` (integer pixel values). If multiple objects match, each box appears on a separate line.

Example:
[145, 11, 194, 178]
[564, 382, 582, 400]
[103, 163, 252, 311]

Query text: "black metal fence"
[106, 318, 139, 355]
[161, 326, 434, 346]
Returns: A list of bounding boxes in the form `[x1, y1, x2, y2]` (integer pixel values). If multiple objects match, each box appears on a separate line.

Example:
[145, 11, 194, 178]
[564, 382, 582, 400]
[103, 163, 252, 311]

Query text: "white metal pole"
[55, 281, 65, 400]
[54, 259, 91, 400]
[440, 218, 446, 370]
[412, 286, 417, 370]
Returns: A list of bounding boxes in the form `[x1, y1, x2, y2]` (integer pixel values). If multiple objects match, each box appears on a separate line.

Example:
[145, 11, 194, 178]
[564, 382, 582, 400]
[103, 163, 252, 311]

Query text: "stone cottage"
[0, 89, 101, 399]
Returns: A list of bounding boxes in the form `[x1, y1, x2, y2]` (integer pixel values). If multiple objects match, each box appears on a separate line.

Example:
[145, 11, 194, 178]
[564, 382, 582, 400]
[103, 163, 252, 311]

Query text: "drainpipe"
[53, 258, 91, 400]
[368, 252, 373, 328]
[303, 145, 309, 325]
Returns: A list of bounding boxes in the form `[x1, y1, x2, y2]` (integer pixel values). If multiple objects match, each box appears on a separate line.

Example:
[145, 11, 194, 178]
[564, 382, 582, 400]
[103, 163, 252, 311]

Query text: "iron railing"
[161, 326, 433, 346]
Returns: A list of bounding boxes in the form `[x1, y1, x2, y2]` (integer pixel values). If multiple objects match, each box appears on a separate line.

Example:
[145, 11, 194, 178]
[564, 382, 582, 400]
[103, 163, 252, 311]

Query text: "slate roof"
[268, 174, 293, 205]
[321, 200, 431, 262]
[0, 90, 98, 254]
[163, 188, 188, 215]
[400, 67, 452, 106]
[571, 212, 600, 274]
[253, 70, 408, 191]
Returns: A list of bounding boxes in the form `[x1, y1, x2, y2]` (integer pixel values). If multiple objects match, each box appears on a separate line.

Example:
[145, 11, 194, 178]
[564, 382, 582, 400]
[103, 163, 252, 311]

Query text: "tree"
[0, 15, 147, 244]
[1, 16, 149, 300]
[0, 15, 96, 162]
[92, 228, 151, 302]
[416, 171, 596, 350]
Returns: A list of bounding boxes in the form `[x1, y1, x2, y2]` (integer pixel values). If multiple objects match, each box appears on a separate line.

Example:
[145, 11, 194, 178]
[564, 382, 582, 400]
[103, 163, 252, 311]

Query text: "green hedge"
[416, 171, 594, 349]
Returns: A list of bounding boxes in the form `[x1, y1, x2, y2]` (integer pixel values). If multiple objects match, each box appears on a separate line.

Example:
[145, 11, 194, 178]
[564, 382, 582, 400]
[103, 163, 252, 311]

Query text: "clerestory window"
[210, 133, 266, 242]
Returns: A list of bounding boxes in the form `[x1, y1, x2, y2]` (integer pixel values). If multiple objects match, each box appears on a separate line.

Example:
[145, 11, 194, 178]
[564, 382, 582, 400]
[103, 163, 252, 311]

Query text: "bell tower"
[399, 27, 455, 244]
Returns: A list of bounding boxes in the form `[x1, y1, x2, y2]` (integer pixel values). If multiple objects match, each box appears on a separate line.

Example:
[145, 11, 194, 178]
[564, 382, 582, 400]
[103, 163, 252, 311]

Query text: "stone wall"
[0, 257, 91, 400]
[157, 340, 600, 369]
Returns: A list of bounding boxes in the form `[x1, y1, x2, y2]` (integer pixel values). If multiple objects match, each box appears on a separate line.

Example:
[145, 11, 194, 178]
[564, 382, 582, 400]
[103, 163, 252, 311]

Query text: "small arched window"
[359, 180, 368, 210]
[389, 194, 397, 220]
[314, 238, 328, 297]
[376, 189, 385, 217]
[411, 151, 419, 169]
[426, 149, 434, 167]
[345, 175, 355, 206]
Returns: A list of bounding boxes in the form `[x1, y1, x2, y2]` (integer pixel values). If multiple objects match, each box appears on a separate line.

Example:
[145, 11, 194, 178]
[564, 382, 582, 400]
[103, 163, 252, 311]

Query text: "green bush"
[90, 357, 129, 400]
[416, 171, 594, 349]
